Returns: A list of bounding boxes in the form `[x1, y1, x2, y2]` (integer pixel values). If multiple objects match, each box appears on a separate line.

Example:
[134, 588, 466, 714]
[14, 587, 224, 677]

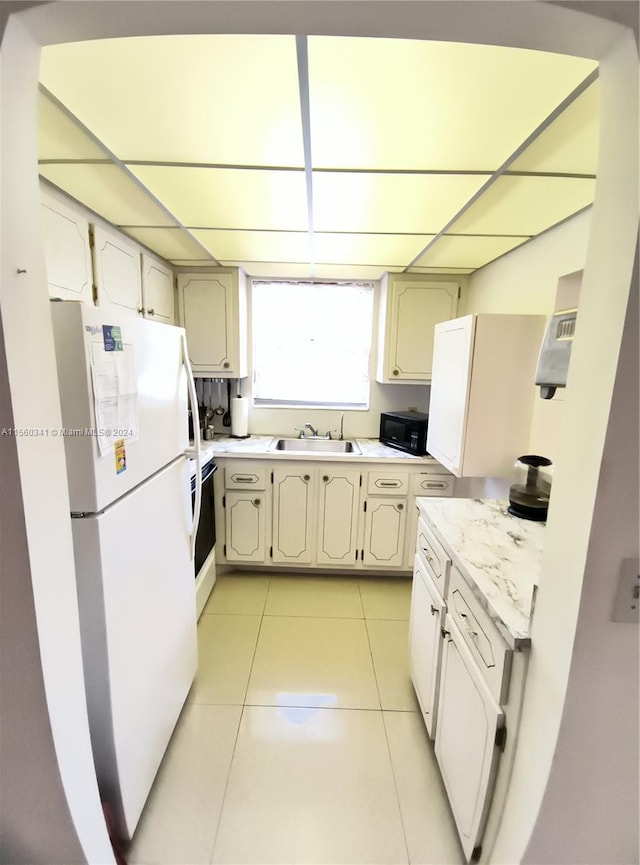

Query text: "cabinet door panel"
[225, 491, 266, 563]
[435, 615, 504, 861]
[426, 316, 475, 475]
[362, 498, 407, 568]
[389, 282, 458, 381]
[41, 192, 93, 302]
[178, 274, 233, 373]
[141, 254, 174, 323]
[93, 224, 142, 314]
[272, 469, 313, 564]
[316, 469, 360, 565]
[409, 557, 445, 738]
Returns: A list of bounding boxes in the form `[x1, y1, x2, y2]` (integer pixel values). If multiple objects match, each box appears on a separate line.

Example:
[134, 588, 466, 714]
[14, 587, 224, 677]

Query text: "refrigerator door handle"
[182, 333, 201, 560]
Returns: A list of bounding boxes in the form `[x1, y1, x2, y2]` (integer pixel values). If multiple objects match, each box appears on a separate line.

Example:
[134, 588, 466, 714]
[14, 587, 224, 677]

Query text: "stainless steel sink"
[269, 437, 361, 455]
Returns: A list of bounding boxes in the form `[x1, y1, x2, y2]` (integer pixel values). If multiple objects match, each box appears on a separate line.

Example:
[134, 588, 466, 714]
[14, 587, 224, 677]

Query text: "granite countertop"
[202, 434, 446, 466]
[417, 497, 544, 647]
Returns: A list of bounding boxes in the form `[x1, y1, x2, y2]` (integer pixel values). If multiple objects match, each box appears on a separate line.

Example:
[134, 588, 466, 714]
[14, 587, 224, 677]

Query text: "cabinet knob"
[303, 474, 310, 482]
[323, 475, 329, 482]
[136, 307, 144, 315]
[430, 604, 438, 616]
[147, 308, 155, 316]
[223, 362, 230, 369]
[397, 503, 404, 511]
[253, 498, 261, 506]
[440, 627, 451, 639]
[392, 369, 399, 376]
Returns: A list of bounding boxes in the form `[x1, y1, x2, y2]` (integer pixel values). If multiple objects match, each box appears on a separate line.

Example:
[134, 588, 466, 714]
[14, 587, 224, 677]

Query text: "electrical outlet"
[611, 558, 640, 623]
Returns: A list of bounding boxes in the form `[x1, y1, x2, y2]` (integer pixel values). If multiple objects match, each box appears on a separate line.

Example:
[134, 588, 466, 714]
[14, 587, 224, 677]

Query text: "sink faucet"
[303, 422, 319, 437]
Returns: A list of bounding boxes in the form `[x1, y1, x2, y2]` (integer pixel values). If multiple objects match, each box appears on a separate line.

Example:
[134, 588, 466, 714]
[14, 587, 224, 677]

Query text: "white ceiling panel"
[221, 261, 314, 279]
[313, 172, 489, 234]
[190, 230, 311, 263]
[121, 227, 212, 261]
[449, 175, 596, 236]
[509, 81, 600, 175]
[129, 166, 309, 232]
[40, 36, 304, 166]
[38, 92, 106, 161]
[313, 233, 434, 266]
[414, 234, 529, 268]
[39, 163, 177, 227]
[308, 37, 597, 171]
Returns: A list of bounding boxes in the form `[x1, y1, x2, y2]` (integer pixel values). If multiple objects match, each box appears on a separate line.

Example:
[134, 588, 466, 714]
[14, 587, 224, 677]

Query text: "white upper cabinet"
[427, 314, 545, 477]
[377, 276, 458, 383]
[40, 187, 93, 303]
[177, 270, 248, 378]
[141, 254, 174, 324]
[92, 223, 143, 314]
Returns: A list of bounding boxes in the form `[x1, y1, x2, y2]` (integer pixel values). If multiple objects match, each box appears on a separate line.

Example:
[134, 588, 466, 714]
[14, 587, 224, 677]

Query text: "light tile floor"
[128, 573, 463, 865]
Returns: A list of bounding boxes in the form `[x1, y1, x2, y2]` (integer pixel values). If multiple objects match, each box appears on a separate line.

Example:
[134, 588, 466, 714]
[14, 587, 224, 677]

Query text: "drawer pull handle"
[422, 548, 434, 563]
[440, 627, 450, 639]
[459, 612, 479, 639]
[234, 476, 255, 483]
[430, 604, 438, 616]
[378, 481, 400, 487]
[425, 482, 446, 489]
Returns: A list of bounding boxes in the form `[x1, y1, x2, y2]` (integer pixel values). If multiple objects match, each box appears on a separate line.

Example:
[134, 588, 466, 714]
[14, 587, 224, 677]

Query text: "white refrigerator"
[50, 301, 201, 841]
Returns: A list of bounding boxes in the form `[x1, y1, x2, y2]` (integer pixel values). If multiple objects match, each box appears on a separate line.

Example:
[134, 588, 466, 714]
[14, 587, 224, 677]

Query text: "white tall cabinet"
[41, 188, 93, 303]
[427, 314, 545, 477]
[177, 270, 247, 377]
[377, 276, 459, 383]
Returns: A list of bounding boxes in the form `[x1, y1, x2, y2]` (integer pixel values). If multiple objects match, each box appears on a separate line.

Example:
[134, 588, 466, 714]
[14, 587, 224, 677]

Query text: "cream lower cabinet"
[409, 554, 446, 739]
[316, 468, 361, 566]
[361, 498, 407, 568]
[435, 615, 505, 862]
[272, 467, 314, 564]
[225, 491, 268, 563]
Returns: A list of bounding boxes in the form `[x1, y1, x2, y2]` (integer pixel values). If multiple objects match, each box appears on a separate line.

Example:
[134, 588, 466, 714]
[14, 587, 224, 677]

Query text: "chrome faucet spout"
[339, 412, 344, 441]
[303, 422, 319, 437]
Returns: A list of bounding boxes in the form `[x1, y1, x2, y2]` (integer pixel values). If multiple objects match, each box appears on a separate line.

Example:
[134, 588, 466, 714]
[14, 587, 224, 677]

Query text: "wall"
[2, 3, 636, 864]
[0, 10, 115, 865]
[466, 208, 591, 465]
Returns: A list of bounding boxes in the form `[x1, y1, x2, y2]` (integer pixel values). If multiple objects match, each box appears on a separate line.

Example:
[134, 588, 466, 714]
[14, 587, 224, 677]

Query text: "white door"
[435, 614, 504, 861]
[316, 468, 361, 565]
[427, 315, 476, 476]
[409, 556, 445, 738]
[41, 188, 93, 302]
[361, 497, 407, 568]
[225, 491, 267, 563]
[141, 254, 174, 323]
[50, 302, 188, 513]
[71, 457, 196, 841]
[272, 467, 314, 564]
[388, 282, 458, 381]
[93, 223, 143, 314]
[177, 273, 235, 375]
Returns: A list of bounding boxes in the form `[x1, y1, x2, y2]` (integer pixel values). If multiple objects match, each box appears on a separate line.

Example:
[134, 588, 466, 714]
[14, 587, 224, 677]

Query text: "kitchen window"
[252, 280, 374, 408]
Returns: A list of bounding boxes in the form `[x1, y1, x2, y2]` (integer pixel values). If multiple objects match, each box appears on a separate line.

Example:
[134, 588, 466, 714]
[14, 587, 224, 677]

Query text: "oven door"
[191, 459, 217, 577]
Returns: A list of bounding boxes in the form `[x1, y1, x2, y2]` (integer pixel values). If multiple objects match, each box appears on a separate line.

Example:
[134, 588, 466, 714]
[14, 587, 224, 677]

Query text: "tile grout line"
[208, 574, 271, 865]
[380, 710, 413, 865]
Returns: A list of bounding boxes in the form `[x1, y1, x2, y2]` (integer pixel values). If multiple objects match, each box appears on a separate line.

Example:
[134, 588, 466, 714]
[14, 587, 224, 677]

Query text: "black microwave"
[379, 411, 429, 456]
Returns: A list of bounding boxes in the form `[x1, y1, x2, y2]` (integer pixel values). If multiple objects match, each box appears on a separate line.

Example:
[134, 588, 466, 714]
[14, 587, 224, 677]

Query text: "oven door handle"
[182, 331, 201, 561]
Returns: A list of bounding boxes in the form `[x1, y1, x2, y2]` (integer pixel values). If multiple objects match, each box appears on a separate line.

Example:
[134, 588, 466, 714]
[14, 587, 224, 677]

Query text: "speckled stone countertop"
[417, 498, 544, 647]
[203, 434, 447, 466]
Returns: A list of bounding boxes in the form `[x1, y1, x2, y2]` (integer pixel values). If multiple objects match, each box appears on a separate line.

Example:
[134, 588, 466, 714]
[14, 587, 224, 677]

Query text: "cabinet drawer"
[411, 473, 454, 497]
[224, 465, 267, 490]
[366, 470, 409, 496]
[416, 516, 451, 595]
[448, 566, 512, 704]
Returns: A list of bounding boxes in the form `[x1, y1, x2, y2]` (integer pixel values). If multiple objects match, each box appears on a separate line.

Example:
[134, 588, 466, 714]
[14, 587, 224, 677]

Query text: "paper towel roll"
[231, 396, 249, 437]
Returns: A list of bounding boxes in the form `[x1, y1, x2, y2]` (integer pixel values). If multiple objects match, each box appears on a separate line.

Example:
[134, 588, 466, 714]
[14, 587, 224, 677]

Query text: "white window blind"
[252, 280, 374, 407]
